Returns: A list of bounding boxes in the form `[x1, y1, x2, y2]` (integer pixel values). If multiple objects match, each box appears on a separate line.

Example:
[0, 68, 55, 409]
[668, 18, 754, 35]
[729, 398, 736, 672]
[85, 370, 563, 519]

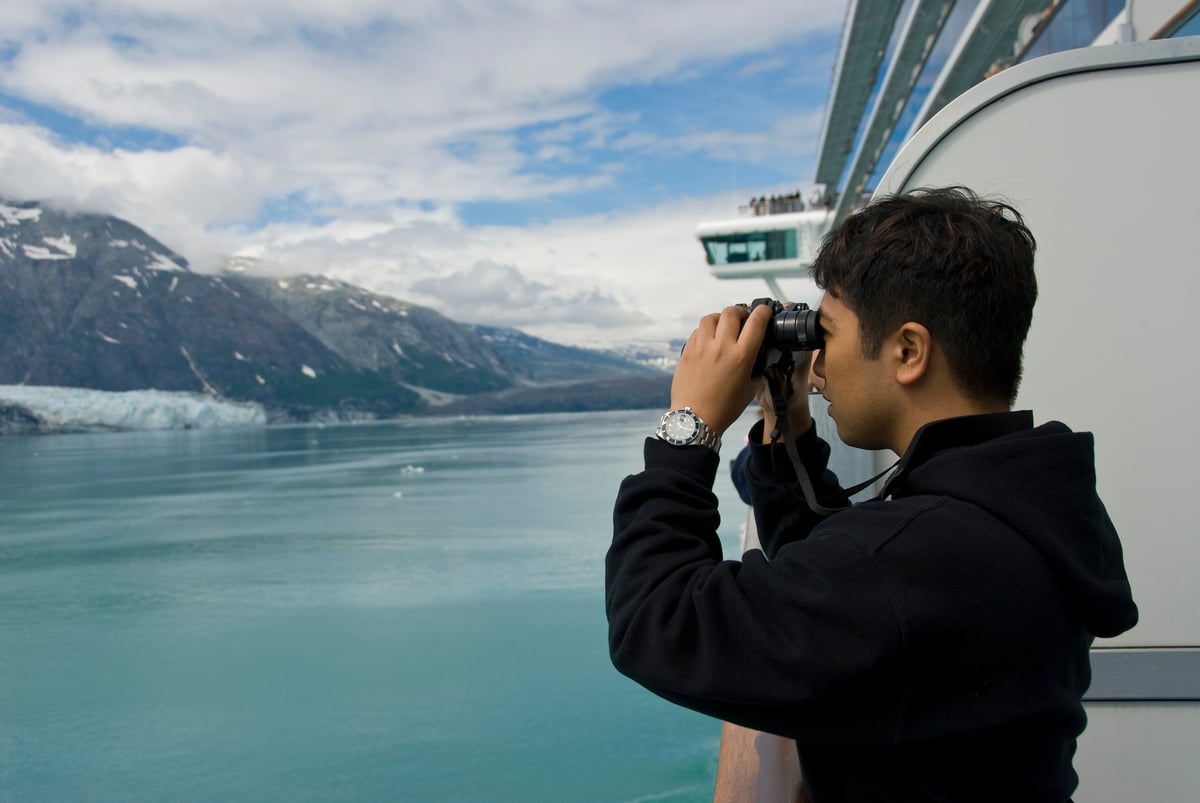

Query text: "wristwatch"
[656, 407, 721, 452]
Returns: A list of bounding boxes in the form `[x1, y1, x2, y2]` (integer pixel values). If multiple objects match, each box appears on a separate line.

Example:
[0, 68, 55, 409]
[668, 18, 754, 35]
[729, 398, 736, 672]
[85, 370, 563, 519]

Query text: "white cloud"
[409, 259, 649, 330]
[0, 0, 844, 342]
[611, 109, 827, 168]
[2, 1, 843, 181]
[0, 123, 260, 266]
[234, 192, 824, 346]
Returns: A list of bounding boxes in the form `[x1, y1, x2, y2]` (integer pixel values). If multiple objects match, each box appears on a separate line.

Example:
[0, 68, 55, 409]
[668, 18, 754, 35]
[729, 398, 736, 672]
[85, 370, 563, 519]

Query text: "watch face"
[662, 410, 698, 443]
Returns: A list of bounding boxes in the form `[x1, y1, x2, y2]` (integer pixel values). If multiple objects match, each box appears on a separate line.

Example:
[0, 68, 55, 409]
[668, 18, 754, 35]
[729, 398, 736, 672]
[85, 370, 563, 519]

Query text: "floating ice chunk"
[399, 465, 425, 475]
[113, 274, 138, 289]
[97, 331, 121, 344]
[301, 364, 317, 378]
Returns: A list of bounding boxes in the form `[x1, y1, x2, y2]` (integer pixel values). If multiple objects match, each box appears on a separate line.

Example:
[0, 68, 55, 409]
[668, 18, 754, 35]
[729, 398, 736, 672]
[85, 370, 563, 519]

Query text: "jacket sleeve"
[606, 437, 905, 743]
[744, 419, 851, 559]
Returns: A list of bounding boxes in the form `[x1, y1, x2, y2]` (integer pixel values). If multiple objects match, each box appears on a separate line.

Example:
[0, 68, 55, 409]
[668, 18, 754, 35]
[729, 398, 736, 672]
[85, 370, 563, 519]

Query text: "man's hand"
[670, 304, 771, 436]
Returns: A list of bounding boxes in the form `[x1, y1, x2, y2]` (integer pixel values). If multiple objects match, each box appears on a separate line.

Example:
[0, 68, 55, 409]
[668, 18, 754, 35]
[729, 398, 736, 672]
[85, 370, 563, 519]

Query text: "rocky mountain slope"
[0, 199, 667, 423]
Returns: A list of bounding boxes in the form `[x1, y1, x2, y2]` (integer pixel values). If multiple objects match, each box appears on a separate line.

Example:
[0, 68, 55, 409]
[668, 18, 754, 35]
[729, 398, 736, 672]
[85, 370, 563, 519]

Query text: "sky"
[0, 0, 847, 346]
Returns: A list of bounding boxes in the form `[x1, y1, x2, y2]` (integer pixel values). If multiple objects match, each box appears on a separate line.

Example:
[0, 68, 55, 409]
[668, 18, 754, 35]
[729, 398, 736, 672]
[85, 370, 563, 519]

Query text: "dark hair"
[811, 186, 1037, 405]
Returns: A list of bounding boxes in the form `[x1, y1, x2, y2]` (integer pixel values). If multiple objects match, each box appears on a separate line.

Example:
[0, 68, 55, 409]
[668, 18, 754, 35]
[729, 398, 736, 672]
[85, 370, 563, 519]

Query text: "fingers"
[684, 305, 766, 361]
[670, 305, 772, 435]
[713, 304, 749, 343]
[736, 303, 772, 348]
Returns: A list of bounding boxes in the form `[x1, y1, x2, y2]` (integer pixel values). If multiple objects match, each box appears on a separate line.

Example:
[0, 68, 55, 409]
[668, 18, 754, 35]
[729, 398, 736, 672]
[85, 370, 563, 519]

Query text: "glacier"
[0, 385, 268, 432]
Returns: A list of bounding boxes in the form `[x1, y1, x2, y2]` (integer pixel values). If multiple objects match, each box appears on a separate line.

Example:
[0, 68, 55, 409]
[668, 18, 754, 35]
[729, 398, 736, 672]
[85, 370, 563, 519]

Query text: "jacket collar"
[878, 410, 1034, 499]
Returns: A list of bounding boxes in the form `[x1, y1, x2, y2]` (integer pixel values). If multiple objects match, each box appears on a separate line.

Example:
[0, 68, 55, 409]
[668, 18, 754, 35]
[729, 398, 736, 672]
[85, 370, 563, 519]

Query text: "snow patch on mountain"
[0, 203, 42, 225]
[149, 252, 186, 272]
[23, 234, 78, 260]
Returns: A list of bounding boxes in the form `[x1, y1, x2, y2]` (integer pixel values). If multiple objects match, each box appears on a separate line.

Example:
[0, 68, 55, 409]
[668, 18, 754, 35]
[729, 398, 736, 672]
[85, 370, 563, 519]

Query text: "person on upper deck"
[606, 186, 1138, 802]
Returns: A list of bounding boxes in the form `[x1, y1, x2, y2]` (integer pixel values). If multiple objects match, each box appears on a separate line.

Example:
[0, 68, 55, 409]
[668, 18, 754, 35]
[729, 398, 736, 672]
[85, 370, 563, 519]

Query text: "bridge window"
[701, 230, 798, 265]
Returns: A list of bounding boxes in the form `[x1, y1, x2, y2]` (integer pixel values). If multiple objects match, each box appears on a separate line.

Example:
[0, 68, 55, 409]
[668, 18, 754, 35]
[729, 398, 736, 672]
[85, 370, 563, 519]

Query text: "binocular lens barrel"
[741, 298, 823, 375]
[768, 306, 823, 351]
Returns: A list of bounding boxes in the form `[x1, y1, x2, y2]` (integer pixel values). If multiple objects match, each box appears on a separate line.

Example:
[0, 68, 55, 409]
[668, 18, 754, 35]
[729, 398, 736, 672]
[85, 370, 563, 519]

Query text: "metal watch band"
[691, 422, 721, 452]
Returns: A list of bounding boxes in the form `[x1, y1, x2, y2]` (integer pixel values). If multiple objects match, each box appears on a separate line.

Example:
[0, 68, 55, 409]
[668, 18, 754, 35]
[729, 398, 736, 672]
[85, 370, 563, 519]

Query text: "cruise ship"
[705, 2, 1200, 800]
[697, 0, 1199, 293]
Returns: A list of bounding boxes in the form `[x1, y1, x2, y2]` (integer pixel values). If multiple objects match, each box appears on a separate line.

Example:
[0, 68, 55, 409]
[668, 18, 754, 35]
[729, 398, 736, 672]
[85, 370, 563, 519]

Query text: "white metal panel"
[1075, 703, 1200, 799]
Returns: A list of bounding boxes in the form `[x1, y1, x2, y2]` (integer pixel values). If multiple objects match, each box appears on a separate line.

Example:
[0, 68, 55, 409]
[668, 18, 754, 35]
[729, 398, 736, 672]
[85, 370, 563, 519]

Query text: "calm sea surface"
[0, 409, 759, 802]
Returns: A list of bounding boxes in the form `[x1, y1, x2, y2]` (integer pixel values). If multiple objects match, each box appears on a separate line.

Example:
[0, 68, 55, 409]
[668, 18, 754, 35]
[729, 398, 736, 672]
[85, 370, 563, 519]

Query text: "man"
[606, 187, 1137, 802]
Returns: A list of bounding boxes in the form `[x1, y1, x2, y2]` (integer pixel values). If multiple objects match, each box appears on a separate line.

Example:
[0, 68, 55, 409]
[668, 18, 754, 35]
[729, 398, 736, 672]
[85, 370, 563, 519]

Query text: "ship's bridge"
[695, 206, 833, 297]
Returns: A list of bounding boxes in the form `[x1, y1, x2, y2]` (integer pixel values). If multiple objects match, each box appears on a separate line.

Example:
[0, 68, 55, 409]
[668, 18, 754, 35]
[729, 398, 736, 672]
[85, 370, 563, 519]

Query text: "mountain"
[234, 275, 660, 396]
[0, 199, 667, 424]
[470, 324, 664, 383]
[0, 199, 417, 420]
[235, 274, 519, 397]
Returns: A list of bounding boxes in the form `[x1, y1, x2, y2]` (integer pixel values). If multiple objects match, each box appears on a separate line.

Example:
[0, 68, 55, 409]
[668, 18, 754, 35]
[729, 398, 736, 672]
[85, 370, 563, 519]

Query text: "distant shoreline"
[0, 373, 672, 435]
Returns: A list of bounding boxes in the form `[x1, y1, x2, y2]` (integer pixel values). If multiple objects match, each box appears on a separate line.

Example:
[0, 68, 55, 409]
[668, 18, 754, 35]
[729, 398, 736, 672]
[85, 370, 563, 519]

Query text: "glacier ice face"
[0, 385, 268, 432]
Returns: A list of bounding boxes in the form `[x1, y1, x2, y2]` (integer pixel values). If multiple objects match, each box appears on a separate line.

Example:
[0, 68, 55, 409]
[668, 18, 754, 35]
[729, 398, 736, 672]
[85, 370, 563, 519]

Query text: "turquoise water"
[0, 410, 757, 802]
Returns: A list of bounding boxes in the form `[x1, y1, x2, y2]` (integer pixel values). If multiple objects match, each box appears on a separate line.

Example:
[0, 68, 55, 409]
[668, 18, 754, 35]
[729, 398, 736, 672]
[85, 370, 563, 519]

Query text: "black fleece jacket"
[607, 411, 1137, 803]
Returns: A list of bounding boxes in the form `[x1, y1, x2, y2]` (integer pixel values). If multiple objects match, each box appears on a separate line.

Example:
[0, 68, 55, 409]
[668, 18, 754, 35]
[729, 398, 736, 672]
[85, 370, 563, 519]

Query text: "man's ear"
[893, 322, 932, 386]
